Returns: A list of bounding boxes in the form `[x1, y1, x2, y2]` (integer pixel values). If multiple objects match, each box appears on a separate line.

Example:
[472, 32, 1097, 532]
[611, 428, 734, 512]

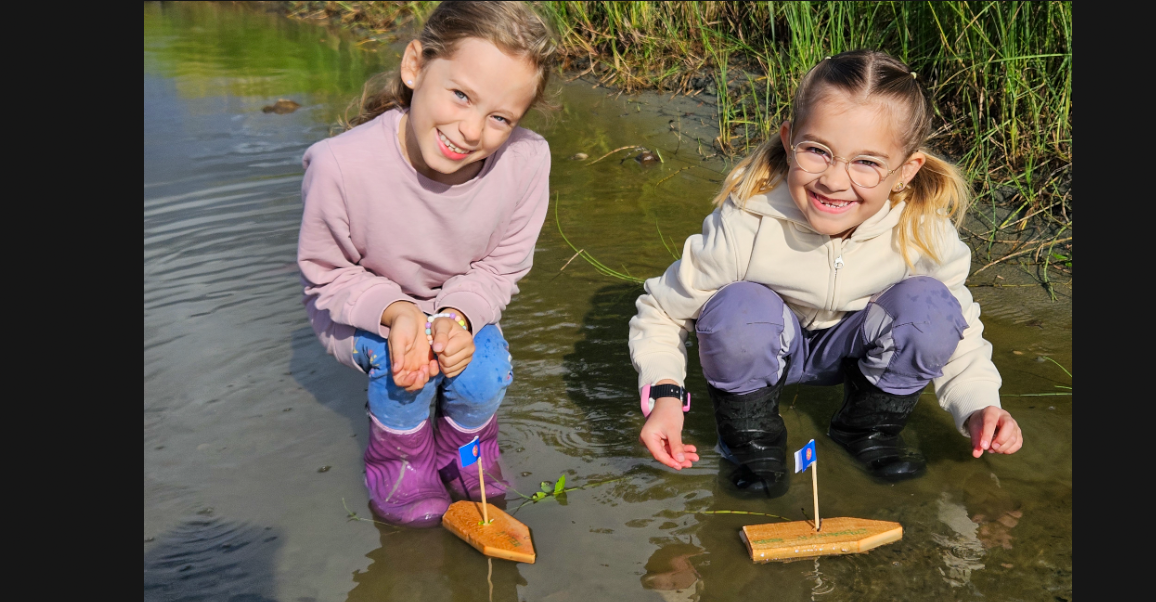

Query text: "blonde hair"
[712, 50, 970, 266]
[345, 1, 558, 129]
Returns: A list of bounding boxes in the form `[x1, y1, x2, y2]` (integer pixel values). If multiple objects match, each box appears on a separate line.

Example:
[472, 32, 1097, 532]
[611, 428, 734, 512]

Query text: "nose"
[817, 157, 852, 191]
[458, 112, 484, 146]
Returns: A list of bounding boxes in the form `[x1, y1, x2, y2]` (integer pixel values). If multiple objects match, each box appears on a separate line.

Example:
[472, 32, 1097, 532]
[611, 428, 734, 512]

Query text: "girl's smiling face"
[399, 37, 538, 186]
[780, 92, 925, 238]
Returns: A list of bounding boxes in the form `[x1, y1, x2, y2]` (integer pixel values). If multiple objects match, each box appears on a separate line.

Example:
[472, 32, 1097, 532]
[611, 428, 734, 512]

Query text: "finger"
[405, 365, 431, 393]
[439, 349, 474, 374]
[431, 319, 452, 354]
[642, 432, 679, 470]
[968, 413, 986, 458]
[389, 330, 410, 374]
[990, 415, 1015, 451]
[392, 369, 414, 389]
[1004, 431, 1024, 454]
[441, 330, 474, 357]
[979, 411, 999, 454]
[666, 431, 688, 467]
[427, 357, 440, 379]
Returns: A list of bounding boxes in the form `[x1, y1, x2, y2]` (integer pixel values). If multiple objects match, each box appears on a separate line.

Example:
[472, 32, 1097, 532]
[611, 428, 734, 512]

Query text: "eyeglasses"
[789, 141, 900, 189]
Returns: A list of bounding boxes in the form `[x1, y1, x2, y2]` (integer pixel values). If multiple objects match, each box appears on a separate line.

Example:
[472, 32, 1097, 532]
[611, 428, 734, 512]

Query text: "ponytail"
[344, 71, 413, 129]
[892, 150, 971, 267]
[712, 137, 788, 208]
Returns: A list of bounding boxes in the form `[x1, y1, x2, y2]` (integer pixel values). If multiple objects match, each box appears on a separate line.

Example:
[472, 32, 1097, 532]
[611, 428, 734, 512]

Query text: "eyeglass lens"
[793, 142, 888, 188]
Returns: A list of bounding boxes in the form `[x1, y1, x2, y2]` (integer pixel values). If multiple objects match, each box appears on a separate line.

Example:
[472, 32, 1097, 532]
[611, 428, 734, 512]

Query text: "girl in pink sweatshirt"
[296, 2, 556, 527]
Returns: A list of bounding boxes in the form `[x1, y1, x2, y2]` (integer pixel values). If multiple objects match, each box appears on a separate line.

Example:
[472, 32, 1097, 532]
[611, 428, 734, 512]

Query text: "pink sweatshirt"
[297, 108, 551, 371]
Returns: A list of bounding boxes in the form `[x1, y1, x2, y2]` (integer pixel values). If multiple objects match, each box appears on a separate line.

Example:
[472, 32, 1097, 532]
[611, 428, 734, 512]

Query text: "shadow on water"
[346, 528, 527, 602]
[144, 518, 282, 602]
[288, 325, 372, 445]
[559, 282, 722, 453]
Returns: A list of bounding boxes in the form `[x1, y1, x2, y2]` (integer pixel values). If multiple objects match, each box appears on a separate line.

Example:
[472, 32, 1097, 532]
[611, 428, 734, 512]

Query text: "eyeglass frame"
[788, 140, 903, 189]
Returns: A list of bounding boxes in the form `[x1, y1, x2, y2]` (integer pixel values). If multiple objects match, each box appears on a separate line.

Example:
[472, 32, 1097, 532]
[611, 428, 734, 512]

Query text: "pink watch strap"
[640, 384, 691, 417]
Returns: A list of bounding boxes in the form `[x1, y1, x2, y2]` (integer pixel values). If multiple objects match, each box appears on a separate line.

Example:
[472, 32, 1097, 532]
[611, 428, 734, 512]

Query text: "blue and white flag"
[794, 439, 817, 473]
[458, 436, 481, 468]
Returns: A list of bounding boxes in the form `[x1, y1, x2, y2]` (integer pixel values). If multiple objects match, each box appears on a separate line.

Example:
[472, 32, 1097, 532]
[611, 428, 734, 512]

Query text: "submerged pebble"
[568, 152, 588, 161]
[262, 99, 301, 114]
[635, 150, 660, 166]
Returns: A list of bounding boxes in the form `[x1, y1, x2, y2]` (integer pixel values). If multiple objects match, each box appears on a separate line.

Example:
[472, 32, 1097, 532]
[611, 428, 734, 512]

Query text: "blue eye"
[492, 115, 509, 124]
[854, 157, 883, 168]
[454, 90, 468, 101]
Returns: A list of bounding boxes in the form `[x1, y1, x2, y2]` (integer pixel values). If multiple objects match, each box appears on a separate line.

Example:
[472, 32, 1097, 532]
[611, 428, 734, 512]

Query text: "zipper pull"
[834, 255, 844, 270]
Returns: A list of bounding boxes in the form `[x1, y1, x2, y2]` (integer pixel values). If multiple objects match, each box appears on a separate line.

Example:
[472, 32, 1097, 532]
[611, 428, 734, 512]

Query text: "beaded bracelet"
[425, 312, 469, 346]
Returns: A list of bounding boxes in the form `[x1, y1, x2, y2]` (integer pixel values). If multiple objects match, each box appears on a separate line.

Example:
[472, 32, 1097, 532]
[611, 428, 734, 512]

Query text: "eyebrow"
[800, 135, 890, 160]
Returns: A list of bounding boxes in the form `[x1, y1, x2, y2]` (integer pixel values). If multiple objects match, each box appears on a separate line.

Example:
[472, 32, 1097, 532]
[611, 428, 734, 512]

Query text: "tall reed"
[286, 1, 1073, 238]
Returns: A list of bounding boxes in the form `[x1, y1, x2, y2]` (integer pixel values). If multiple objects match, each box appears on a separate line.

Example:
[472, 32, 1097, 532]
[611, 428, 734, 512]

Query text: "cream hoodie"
[628, 183, 1001, 435]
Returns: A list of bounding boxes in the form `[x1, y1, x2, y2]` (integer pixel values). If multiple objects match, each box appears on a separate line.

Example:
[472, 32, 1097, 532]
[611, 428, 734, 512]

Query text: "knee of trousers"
[865, 277, 968, 382]
[441, 325, 513, 418]
[696, 282, 795, 393]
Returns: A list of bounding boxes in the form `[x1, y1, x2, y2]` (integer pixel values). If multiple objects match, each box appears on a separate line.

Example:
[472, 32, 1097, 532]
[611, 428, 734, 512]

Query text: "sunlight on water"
[144, 4, 1071, 600]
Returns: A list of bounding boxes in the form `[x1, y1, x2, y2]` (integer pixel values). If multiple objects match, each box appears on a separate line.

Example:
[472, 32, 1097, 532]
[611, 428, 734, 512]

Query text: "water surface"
[144, 4, 1072, 600]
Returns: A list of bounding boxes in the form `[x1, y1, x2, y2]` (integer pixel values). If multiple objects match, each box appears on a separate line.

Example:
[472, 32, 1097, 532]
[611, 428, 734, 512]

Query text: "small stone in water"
[568, 153, 588, 161]
[262, 99, 301, 114]
[317, 466, 331, 473]
[1012, 350, 1023, 355]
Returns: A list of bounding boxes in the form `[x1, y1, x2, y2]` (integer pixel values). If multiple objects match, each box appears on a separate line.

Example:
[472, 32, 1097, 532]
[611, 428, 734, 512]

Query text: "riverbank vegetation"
[279, 1, 1072, 288]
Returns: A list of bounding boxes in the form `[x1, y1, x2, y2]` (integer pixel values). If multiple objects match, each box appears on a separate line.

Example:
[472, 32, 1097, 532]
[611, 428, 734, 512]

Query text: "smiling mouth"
[438, 130, 471, 155]
[810, 190, 855, 210]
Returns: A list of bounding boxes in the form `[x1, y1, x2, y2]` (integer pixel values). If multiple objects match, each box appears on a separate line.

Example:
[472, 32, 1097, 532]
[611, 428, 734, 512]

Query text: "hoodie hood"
[737, 183, 905, 242]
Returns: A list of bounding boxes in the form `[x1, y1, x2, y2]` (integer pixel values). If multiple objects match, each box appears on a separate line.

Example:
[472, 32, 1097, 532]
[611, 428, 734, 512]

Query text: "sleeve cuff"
[635, 353, 688, 391]
[436, 291, 492, 334]
[350, 285, 415, 339]
[940, 382, 1002, 437]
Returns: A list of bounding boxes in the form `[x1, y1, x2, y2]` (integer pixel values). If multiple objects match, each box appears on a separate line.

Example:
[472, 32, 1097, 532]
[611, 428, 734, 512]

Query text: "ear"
[898, 151, 925, 188]
[779, 120, 792, 151]
[400, 40, 424, 89]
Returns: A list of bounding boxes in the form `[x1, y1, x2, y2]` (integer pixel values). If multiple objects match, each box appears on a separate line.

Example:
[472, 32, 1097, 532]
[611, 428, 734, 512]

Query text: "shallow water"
[143, 4, 1072, 600]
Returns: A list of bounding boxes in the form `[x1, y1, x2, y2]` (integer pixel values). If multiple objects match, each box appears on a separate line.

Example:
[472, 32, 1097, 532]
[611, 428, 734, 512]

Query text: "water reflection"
[144, 3, 1071, 600]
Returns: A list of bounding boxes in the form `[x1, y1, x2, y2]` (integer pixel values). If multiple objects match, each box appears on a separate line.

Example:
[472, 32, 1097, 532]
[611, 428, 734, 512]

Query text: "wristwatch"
[641, 383, 691, 418]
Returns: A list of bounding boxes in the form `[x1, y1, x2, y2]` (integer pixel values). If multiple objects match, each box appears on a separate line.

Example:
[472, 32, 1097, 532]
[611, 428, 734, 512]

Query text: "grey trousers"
[695, 277, 968, 396]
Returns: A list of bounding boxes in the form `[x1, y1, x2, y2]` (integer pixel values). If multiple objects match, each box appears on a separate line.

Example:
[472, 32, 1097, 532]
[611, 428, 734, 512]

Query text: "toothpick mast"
[812, 460, 820, 531]
[478, 459, 490, 524]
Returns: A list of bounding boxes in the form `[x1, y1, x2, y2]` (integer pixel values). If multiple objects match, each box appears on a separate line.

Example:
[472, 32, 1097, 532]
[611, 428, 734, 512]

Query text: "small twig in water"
[655, 166, 691, 187]
[588, 145, 645, 165]
[343, 498, 401, 530]
[687, 509, 791, 521]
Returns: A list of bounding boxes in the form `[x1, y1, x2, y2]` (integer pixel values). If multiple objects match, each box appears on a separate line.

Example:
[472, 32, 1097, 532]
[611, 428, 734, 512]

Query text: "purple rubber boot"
[435, 415, 509, 503]
[363, 415, 451, 528]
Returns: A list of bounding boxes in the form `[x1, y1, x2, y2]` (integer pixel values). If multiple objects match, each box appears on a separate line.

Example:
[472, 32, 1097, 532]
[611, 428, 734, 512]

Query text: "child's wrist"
[425, 311, 469, 346]
[438, 307, 471, 332]
[381, 301, 420, 327]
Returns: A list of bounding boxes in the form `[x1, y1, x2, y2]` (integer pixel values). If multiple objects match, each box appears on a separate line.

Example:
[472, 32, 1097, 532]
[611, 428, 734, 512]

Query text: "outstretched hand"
[965, 406, 1023, 458]
[640, 396, 699, 470]
[428, 310, 475, 378]
[382, 302, 438, 392]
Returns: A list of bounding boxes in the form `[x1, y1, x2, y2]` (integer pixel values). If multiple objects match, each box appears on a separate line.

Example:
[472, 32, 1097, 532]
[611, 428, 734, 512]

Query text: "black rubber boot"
[828, 358, 926, 482]
[709, 360, 790, 498]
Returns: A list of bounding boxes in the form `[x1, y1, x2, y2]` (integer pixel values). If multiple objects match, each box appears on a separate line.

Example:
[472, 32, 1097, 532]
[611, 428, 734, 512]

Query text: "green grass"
[283, 1, 1073, 279]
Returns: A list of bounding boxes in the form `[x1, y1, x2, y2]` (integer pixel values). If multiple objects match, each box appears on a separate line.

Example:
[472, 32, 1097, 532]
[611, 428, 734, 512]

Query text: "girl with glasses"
[630, 50, 1022, 497]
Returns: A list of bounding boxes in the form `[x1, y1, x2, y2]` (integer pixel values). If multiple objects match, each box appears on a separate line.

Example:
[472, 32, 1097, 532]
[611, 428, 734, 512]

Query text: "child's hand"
[381, 302, 436, 392]
[640, 395, 699, 470]
[965, 406, 1023, 457]
[429, 311, 475, 378]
